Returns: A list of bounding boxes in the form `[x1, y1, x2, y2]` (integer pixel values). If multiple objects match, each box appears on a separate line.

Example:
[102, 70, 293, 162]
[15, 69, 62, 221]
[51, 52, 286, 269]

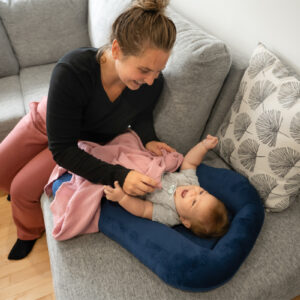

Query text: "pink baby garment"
[45, 130, 183, 240]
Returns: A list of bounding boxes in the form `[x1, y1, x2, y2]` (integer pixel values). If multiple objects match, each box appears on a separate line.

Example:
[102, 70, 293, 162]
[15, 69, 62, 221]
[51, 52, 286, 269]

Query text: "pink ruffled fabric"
[45, 130, 183, 241]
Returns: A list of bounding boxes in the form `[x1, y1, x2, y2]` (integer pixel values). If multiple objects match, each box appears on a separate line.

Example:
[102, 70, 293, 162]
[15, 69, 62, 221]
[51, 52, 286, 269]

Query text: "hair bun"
[132, 0, 170, 12]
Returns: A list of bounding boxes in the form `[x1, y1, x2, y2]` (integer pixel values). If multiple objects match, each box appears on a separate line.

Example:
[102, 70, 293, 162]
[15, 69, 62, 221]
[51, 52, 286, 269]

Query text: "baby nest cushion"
[52, 163, 264, 291]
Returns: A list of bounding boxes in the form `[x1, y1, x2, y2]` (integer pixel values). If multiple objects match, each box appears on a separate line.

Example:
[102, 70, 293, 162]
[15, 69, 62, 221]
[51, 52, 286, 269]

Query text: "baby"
[104, 135, 229, 238]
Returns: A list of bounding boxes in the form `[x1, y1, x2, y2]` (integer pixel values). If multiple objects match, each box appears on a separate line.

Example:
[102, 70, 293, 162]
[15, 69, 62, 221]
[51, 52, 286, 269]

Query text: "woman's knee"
[10, 171, 40, 205]
[10, 150, 55, 204]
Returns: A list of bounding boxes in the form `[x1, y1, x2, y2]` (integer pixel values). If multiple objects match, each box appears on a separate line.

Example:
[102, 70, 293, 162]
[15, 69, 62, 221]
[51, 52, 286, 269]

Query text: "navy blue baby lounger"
[52, 163, 264, 291]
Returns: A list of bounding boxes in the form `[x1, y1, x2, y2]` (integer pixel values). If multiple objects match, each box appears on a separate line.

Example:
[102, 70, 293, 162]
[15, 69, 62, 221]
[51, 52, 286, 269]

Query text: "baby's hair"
[191, 199, 230, 238]
[96, 0, 176, 62]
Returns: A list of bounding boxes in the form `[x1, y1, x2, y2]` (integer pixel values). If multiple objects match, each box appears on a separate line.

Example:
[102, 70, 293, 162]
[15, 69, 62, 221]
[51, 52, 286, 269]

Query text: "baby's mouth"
[181, 189, 188, 198]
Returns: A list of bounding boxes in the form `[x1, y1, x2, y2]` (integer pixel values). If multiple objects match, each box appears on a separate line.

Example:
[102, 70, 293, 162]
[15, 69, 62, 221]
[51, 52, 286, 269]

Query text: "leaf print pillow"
[214, 43, 300, 212]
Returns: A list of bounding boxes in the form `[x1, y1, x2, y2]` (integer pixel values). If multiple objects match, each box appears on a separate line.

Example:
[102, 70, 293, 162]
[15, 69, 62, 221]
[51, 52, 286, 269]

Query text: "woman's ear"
[111, 39, 121, 60]
[180, 216, 191, 229]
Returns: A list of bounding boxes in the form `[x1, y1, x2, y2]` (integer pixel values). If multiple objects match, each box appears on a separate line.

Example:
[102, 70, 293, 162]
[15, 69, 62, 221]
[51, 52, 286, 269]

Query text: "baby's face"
[174, 185, 219, 223]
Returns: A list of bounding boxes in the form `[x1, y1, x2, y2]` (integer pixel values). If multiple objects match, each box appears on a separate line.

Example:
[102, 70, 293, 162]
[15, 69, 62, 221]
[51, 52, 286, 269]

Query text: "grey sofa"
[1, 0, 299, 300]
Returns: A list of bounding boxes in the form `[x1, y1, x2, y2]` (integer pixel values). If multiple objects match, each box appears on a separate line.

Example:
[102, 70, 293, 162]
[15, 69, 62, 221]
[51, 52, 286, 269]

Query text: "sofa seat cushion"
[0, 76, 24, 141]
[20, 63, 55, 113]
[41, 155, 300, 299]
[50, 163, 264, 291]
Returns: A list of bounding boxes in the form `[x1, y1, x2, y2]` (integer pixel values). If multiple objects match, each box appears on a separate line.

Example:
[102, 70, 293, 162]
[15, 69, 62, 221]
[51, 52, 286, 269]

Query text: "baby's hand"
[202, 134, 218, 150]
[104, 181, 125, 202]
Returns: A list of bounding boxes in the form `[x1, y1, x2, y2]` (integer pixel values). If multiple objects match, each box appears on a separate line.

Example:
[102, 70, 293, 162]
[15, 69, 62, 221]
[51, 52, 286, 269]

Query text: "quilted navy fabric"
[52, 163, 264, 291]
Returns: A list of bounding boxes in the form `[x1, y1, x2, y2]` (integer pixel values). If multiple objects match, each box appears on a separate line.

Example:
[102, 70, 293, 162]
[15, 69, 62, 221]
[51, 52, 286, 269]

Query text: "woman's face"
[112, 40, 170, 90]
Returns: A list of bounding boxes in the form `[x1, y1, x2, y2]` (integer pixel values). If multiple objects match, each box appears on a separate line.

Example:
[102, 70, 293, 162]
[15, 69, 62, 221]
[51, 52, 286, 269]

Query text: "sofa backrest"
[153, 8, 231, 154]
[0, 18, 19, 77]
[0, 0, 90, 69]
[201, 55, 248, 139]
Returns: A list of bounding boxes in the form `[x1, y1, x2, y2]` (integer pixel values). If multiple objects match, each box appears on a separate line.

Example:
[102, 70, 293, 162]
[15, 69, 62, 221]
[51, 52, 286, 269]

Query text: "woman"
[0, 0, 176, 259]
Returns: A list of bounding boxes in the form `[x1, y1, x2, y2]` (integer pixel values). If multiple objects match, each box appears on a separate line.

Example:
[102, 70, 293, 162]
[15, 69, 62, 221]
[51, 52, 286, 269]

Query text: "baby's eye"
[192, 200, 196, 206]
[199, 191, 203, 195]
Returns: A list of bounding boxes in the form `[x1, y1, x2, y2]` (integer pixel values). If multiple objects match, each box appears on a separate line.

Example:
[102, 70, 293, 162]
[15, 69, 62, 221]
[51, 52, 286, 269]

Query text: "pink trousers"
[0, 97, 56, 240]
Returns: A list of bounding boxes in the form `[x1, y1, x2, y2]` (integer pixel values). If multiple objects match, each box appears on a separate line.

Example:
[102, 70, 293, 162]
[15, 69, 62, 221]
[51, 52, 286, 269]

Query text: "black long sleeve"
[46, 48, 164, 186]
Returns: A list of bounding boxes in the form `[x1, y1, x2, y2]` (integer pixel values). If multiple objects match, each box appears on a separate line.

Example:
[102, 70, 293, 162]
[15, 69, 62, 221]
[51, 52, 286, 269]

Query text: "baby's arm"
[181, 135, 218, 170]
[104, 181, 153, 220]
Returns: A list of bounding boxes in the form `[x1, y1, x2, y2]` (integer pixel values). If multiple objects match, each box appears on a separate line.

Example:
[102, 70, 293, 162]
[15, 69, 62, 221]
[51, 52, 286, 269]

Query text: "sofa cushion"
[0, 76, 24, 141]
[215, 43, 300, 212]
[153, 9, 231, 154]
[0, 0, 90, 68]
[0, 18, 19, 78]
[20, 63, 55, 113]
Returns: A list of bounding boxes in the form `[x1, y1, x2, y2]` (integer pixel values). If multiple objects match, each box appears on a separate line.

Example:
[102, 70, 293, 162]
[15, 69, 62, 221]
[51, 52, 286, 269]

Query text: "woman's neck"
[100, 50, 125, 90]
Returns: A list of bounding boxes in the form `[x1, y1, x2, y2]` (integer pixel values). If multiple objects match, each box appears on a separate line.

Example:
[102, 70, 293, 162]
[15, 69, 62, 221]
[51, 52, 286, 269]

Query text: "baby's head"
[174, 185, 229, 238]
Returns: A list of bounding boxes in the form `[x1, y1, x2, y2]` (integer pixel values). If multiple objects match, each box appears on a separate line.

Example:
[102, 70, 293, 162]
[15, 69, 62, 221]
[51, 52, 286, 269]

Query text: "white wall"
[170, 0, 300, 73]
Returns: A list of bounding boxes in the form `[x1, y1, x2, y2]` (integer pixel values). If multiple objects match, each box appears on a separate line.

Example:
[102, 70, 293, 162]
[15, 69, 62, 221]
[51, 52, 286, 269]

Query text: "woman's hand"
[145, 141, 176, 156]
[104, 181, 126, 202]
[123, 170, 158, 196]
[202, 134, 218, 150]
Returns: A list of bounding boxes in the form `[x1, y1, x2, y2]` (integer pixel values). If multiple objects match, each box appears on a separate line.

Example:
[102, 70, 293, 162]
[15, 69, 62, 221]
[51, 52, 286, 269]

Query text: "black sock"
[8, 238, 37, 260]
[7, 194, 11, 201]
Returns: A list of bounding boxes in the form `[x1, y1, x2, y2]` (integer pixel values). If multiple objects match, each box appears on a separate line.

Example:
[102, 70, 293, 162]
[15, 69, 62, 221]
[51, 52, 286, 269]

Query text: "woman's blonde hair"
[96, 0, 176, 62]
[191, 200, 230, 238]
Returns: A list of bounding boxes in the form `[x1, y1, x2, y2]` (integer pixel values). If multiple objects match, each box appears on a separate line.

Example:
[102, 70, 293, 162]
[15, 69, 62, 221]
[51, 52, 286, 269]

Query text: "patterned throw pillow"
[214, 43, 300, 212]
